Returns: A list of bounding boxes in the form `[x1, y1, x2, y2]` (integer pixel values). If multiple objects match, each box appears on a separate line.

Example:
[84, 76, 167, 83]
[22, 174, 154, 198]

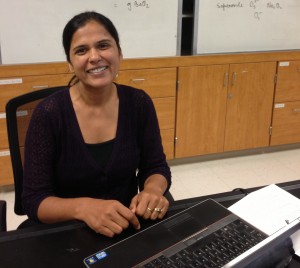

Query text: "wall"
[194, 0, 300, 54]
[0, 0, 179, 64]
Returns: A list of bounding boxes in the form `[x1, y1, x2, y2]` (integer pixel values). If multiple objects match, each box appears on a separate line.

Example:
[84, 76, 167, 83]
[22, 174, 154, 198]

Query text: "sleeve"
[136, 91, 172, 193]
[22, 103, 57, 221]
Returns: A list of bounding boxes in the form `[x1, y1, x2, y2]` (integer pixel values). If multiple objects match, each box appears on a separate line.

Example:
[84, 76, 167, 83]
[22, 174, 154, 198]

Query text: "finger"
[94, 215, 125, 236]
[96, 225, 116, 238]
[143, 206, 154, 220]
[151, 198, 169, 220]
[128, 213, 141, 230]
[150, 200, 165, 220]
[157, 204, 168, 220]
[129, 195, 139, 213]
[136, 195, 160, 219]
[102, 203, 141, 232]
[135, 196, 152, 217]
[150, 208, 162, 220]
[118, 207, 141, 230]
[111, 214, 131, 230]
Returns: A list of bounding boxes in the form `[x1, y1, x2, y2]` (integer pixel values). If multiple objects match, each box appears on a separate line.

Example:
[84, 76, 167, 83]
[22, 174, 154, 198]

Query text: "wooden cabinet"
[116, 68, 177, 159]
[175, 62, 276, 158]
[271, 61, 300, 146]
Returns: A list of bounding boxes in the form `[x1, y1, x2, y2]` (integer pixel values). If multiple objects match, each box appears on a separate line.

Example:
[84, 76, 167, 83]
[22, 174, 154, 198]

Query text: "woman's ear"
[68, 62, 74, 73]
[119, 49, 123, 61]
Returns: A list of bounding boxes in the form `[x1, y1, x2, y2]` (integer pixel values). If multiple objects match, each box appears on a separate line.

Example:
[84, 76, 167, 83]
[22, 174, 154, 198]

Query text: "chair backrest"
[5, 86, 66, 215]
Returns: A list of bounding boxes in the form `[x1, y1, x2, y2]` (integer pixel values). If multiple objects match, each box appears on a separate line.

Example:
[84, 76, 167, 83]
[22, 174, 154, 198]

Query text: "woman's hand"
[130, 189, 169, 220]
[76, 198, 140, 237]
[130, 174, 169, 220]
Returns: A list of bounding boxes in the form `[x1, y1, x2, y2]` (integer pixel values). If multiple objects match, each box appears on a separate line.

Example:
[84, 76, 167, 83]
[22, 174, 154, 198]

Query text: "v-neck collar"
[65, 84, 122, 172]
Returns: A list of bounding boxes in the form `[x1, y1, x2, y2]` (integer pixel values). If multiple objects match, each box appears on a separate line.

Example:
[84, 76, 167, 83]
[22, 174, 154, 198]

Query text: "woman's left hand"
[129, 189, 169, 220]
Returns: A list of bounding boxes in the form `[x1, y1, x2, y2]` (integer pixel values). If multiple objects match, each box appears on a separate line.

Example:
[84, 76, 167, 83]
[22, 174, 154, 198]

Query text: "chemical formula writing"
[217, 0, 283, 20]
[126, 1, 150, 11]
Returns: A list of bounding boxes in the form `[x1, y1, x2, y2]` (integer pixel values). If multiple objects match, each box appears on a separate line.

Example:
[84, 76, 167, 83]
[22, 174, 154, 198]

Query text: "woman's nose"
[89, 49, 101, 63]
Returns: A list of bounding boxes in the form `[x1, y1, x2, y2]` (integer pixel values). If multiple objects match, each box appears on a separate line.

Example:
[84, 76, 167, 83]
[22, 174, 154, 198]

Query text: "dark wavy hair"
[62, 11, 121, 86]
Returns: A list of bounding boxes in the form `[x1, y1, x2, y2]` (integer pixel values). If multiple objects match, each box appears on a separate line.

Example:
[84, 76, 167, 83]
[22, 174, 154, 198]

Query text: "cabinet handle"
[224, 72, 229, 87]
[231, 72, 237, 86]
[0, 150, 10, 157]
[131, 78, 146, 82]
[293, 108, 300, 113]
[32, 85, 49, 89]
[17, 110, 29, 117]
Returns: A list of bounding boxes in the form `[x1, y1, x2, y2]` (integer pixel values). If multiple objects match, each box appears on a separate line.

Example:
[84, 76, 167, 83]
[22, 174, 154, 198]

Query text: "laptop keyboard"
[139, 219, 267, 268]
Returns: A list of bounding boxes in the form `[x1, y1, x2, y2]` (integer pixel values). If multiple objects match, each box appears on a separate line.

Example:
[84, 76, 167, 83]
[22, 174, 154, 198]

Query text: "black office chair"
[3, 85, 173, 231]
[4, 86, 66, 230]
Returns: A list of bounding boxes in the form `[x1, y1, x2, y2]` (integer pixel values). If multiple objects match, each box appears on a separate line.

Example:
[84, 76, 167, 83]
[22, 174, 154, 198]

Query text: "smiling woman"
[21, 11, 172, 238]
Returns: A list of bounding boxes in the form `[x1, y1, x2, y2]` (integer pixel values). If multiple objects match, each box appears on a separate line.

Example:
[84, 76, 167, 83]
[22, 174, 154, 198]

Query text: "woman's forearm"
[37, 196, 90, 223]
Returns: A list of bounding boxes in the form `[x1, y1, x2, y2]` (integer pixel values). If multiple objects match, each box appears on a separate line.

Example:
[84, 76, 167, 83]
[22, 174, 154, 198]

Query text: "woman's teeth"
[88, 66, 108, 73]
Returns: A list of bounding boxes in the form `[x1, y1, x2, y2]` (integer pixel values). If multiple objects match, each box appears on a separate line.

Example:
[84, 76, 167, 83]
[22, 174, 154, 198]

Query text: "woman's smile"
[87, 66, 109, 74]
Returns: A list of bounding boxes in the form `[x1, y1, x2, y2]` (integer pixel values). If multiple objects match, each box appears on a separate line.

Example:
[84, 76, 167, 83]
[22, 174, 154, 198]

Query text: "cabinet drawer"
[116, 68, 176, 98]
[275, 61, 300, 102]
[0, 74, 72, 111]
[153, 97, 176, 130]
[0, 151, 14, 186]
[271, 101, 300, 145]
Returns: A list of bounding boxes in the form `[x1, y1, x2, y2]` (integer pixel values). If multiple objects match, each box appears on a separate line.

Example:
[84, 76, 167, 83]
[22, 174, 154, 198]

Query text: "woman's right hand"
[76, 198, 141, 237]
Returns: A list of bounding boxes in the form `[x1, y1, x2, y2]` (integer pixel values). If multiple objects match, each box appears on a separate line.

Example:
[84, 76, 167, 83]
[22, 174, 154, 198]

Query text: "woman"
[22, 11, 171, 237]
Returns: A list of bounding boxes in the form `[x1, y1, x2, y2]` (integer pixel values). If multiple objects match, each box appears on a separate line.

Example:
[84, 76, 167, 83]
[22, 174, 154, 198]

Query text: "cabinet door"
[224, 62, 276, 151]
[175, 65, 228, 158]
[275, 61, 300, 102]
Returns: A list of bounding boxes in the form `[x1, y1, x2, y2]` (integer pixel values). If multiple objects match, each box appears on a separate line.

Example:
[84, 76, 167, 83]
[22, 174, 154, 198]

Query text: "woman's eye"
[98, 42, 110, 50]
[75, 47, 86, 55]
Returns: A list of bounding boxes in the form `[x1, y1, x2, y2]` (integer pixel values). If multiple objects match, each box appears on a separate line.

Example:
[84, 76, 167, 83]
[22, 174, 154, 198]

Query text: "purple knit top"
[22, 84, 171, 221]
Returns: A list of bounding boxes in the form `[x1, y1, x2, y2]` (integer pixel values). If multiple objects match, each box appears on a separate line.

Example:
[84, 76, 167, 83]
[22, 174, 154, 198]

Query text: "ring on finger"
[154, 207, 163, 213]
[147, 207, 153, 213]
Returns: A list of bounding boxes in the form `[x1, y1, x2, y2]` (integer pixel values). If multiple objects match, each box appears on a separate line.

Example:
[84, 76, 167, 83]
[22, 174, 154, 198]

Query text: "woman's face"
[69, 20, 122, 91]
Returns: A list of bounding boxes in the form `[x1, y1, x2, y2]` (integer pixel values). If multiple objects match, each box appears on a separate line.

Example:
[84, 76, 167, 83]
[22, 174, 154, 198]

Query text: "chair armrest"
[0, 200, 7, 232]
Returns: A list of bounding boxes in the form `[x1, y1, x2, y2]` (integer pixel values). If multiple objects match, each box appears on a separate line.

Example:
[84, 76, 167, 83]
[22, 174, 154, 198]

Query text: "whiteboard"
[195, 0, 300, 54]
[0, 0, 179, 64]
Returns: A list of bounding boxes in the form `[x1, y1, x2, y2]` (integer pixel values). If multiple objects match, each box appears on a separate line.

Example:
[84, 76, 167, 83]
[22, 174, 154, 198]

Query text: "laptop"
[83, 199, 299, 268]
